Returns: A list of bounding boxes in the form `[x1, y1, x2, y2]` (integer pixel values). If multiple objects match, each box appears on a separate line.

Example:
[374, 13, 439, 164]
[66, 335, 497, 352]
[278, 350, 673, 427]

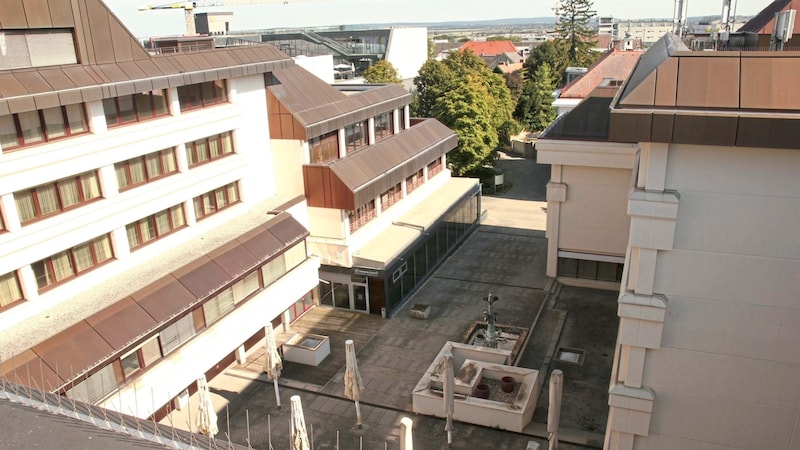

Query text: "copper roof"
[0, 0, 293, 115]
[541, 86, 618, 141]
[559, 49, 643, 99]
[738, 0, 796, 33]
[0, 213, 308, 392]
[327, 119, 457, 207]
[609, 33, 800, 148]
[269, 66, 412, 138]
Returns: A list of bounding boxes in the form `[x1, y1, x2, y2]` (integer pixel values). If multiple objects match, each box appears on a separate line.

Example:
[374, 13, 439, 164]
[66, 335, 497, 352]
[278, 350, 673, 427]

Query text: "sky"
[105, 0, 766, 38]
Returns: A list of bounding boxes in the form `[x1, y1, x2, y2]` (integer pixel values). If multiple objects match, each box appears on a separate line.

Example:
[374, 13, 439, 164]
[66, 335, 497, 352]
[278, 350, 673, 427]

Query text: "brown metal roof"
[541, 87, 617, 141]
[738, 0, 794, 33]
[610, 33, 800, 149]
[0, 0, 293, 114]
[270, 66, 412, 138]
[0, 213, 309, 393]
[327, 119, 457, 207]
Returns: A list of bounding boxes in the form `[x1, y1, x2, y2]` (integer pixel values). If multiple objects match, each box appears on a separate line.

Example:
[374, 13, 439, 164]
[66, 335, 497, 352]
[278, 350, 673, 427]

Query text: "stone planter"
[282, 333, 331, 366]
[410, 303, 430, 320]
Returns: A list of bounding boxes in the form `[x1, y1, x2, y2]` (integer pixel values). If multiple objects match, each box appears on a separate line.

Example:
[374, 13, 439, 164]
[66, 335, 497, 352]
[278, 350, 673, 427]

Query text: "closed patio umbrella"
[196, 375, 218, 437]
[400, 416, 414, 450]
[290, 395, 310, 450]
[344, 339, 365, 428]
[548, 369, 563, 450]
[443, 351, 455, 446]
[263, 324, 283, 408]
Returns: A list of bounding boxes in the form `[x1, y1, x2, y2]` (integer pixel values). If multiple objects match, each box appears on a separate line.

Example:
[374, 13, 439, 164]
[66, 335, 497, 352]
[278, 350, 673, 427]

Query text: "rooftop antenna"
[771, 9, 796, 51]
[673, 0, 688, 37]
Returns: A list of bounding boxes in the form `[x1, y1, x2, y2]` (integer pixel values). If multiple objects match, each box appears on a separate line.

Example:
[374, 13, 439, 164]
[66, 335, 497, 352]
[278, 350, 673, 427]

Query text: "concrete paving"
[163, 152, 618, 449]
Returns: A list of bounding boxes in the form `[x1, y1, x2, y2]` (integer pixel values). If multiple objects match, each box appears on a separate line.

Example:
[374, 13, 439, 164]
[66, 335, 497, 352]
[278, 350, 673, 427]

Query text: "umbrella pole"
[355, 400, 362, 428]
[447, 430, 452, 446]
[273, 378, 281, 408]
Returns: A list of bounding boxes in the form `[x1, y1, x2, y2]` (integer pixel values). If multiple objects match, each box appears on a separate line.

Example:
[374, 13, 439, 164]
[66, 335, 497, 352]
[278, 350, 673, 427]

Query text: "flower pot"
[501, 376, 516, 393]
[473, 383, 490, 399]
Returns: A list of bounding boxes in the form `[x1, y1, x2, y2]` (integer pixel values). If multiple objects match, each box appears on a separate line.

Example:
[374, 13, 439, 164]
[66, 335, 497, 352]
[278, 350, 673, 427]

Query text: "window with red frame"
[185, 131, 234, 167]
[177, 80, 228, 112]
[374, 111, 394, 142]
[427, 157, 443, 178]
[309, 130, 339, 163]
[345, 120, 368, 153]
[32, 234, 114, 290]
[348, 200, 376, 233]
[115, 148, 178, 191]
[0, 104, 88, 151]
[0, 271, 24, 309]
[406, 168, 424, 194]
[193, 182, 240, 220]
[103, 90, 169, 128]
[126, 204, 186, 250]
[14, 171, 102, 224]
[380, 183, 402, 211]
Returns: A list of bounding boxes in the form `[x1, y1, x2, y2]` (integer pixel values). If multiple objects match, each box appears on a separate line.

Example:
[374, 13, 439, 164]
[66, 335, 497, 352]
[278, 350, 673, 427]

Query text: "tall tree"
[362, 60, 402, 84]
[411, 59, 455, 118]
[555, 0, 597, 67]
[523, 40, 569, 84]
[514, 62, 557, 132]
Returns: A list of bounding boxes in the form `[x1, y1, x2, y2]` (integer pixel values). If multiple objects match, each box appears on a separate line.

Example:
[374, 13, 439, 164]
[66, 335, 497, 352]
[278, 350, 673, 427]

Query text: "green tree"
[486, 35, 522, 42]
[523, 40, 569, 84]
[514, 62, 557, 131]
[431, 75, 498, 175]
[362, 60, 402, 84]
[411, 59, 456, 118]
[556, 0, 598, 67]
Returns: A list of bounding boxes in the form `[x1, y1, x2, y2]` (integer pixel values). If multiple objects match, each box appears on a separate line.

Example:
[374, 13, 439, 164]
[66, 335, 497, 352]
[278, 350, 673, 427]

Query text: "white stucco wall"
[631, 144, 800, 449]
[385, 27, 428, 81]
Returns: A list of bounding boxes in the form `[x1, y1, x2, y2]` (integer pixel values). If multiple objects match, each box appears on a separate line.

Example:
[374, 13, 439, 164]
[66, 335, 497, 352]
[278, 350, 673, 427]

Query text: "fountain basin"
[461, 321, 529, 365]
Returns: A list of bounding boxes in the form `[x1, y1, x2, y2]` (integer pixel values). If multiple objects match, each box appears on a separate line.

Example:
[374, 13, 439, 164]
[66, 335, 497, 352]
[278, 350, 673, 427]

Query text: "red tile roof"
[461, 40, 518, 56]
[559, 49, 643, 99]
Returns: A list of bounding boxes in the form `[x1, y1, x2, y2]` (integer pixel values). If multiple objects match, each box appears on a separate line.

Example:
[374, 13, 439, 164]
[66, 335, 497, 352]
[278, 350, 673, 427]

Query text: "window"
[203, 287, 234, 325]
[345, 120, 368, 153]
[0, 104, 88, 151]
[0, 271, 24, 308]
[0, 29, 77, 70]
[374, 111, 394, 141]
[67, 363, 119, 403]
[126, 204, 186, 250]
[15, 170, 101, 223]
[32, 234, 114, 290]
[160, 314, 197, 355]
[308, 130, 339, 163]
[115, 148, 177, 190]
[406, 169, 424, 194]
[177, 81, 227, 111]
[119, 337, 161, 380]
[380, 183, 402, 211]
[103, 90, 169, 127]
[261, 240, 307, 287]
[232, 271, 260, 304]
[193, 182, 240, 220]
[185, 131, 234, 167]
[348, 200, 376, 233]
[427, 158, 443, 178]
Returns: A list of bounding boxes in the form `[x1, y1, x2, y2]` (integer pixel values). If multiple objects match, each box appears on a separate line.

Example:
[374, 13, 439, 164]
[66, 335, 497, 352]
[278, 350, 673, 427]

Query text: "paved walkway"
[163, 153, 616, 449]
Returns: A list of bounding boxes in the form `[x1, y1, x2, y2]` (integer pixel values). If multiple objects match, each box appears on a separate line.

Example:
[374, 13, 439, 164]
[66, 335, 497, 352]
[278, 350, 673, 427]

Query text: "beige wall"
[609, 143, 800, 450]
[559, 165, 632, 256]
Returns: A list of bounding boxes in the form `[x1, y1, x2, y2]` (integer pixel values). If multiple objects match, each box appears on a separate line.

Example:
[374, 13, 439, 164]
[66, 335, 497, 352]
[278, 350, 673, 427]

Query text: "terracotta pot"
[501, 376, 515, 393]
[473, 383, 490, 399]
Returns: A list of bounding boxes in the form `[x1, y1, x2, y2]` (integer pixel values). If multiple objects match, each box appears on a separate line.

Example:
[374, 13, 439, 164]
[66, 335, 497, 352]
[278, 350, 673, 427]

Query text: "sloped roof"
[541, 86, 618, 141]
[0, 0, 292, 115]
[461, 40, 518, 56]
[738, 0, 797, 33]
[559, 49, 643, 99]
[270, 66, 412, 138]
[609, 33, 800, 149]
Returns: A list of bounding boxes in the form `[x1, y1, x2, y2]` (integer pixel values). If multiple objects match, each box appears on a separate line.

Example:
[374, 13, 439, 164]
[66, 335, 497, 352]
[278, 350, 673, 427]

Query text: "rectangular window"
[103, 90, 170, 128]
[177, 81, 228, 111]
[345, 120, 368, 153]
[0, 105, 88, 151]
[193, 182, 240, 220]
[185, 131, 235, 167]
[0, 271, 24, 308]
[202, 287, 235, 325]
[406, 168, 424, 194]
[126, 204, 185, 250]
[160, 314, 196, 355]
[67, 363, 119, 404]
[308, 130, 339, 163]
[32, 234, 114, 290]
[15, 170, 102, 223]
[0, 29, 77, 70]
[233, 271, 260, 304]
[348, 200, 376, 233]
[283, 241, 307, 272]
[428, 157, 443, 178]
[115, 148, 178, 190]
[380, 183, 402, 211]
[374, 111, 394, 141]
[261, 256, 286, 287]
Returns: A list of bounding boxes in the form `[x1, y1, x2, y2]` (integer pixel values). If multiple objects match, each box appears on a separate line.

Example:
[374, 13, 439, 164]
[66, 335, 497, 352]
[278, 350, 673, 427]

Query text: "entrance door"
[353, 283, 369, 313]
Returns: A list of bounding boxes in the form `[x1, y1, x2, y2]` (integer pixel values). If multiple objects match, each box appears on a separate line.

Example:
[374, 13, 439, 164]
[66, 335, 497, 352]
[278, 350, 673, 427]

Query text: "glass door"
[352, 283, 368, 313]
